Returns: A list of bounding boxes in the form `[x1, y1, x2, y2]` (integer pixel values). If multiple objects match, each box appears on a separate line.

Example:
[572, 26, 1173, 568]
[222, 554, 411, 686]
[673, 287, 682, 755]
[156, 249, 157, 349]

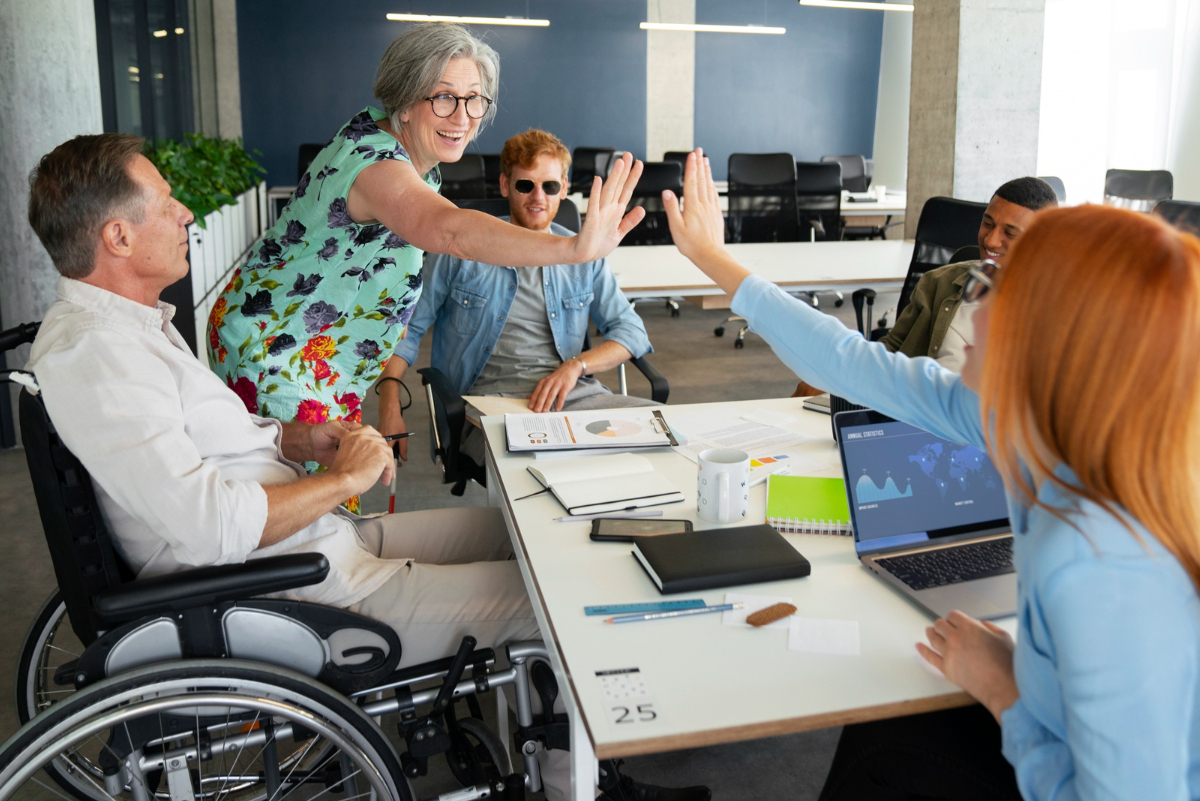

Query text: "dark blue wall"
[237, 0, 647, 186]
[694, 0, 883, 180]
[237, 0, 883, 186]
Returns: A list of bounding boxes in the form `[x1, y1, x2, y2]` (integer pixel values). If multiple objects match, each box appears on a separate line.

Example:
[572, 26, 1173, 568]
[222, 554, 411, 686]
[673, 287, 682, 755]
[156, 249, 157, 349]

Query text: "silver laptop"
[833, 410, 1016, 620]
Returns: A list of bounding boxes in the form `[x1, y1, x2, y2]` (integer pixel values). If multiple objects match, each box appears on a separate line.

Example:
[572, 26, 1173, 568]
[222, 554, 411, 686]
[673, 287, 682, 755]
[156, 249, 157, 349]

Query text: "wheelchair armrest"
[93, 553, 330, 620]
[630, 356, 670, 404]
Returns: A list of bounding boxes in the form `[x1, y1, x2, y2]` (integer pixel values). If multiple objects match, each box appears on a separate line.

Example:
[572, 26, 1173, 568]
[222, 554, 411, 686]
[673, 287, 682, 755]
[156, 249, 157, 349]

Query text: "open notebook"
[527, 453, 685, 515]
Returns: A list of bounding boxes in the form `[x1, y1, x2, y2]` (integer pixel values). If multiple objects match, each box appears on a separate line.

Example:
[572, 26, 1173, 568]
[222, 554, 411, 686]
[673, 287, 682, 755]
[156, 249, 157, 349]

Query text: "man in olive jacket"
[879, 177, 1058, 371]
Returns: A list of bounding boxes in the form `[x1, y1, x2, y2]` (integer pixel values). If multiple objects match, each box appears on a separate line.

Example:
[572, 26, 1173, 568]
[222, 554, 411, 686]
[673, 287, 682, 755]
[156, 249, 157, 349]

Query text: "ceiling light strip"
[386, 13, 550, 27]
[800, 0, 914, 11]
[639, 22, 786, 34]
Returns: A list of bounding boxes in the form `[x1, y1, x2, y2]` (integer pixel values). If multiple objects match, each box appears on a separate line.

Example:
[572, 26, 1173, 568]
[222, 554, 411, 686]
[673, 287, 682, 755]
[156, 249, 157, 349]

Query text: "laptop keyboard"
[877, 538, 1014, 591]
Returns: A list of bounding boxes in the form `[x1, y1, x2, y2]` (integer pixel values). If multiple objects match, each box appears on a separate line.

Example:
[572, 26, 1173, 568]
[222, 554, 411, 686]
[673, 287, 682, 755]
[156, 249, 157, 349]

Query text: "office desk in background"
[483, 398, 1000, 801]
[607, 239, 912, 309]
[566, 188, 906, 218]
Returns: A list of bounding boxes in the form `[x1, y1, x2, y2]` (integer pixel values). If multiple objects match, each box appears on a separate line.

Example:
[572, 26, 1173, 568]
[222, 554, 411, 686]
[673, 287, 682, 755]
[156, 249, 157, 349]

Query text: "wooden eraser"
[746, 602, 797, 627]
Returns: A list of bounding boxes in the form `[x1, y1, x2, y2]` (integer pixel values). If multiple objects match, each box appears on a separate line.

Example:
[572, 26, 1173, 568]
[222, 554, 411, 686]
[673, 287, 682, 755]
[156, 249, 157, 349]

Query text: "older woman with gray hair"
[208, 24, 644, 483]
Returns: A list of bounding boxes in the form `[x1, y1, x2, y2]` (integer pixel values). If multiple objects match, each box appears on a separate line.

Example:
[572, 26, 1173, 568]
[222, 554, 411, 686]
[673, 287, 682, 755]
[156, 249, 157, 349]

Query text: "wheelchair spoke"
[298, 765, 369, 801]
[215, 709, 262, 799]
[272, 733, 320, 797]
[269, 738, 344, 801]
[32, 773, 114, 801]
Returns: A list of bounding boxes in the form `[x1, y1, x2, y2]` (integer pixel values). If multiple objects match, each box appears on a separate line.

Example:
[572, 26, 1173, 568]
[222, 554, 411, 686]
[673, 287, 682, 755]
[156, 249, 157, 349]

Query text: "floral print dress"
[209, 106, 437, 450]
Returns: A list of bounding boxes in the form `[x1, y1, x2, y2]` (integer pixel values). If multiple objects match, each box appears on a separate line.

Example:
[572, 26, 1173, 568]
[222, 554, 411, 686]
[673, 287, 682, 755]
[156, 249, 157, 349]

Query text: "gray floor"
[0, 295, 876, 799]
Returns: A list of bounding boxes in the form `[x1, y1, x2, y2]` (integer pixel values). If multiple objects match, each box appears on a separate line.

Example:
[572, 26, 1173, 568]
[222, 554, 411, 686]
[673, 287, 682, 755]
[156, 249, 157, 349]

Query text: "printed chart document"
[526, 453, 685, 515]
[662, 408, 829, 478]
[505, 409, 677, 453]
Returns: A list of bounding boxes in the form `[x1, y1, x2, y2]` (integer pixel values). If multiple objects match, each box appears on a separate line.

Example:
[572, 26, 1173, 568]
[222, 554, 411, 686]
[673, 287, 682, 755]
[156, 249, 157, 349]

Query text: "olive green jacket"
[880, 261, 978, 358]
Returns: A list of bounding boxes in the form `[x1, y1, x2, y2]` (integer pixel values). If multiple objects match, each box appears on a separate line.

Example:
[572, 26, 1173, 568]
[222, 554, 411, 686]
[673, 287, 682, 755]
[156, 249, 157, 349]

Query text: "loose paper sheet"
[788, 617, 861, 655]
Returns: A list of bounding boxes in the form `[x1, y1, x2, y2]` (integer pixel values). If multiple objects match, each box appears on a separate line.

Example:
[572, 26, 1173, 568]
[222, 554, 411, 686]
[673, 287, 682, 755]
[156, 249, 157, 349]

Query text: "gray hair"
[374, 24, 500, 136]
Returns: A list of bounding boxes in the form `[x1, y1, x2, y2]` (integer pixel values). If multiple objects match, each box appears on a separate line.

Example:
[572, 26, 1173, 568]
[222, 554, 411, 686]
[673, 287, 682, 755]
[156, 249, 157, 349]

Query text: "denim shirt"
[394, 221, 652, 394]
[731, 274, 1200, 801]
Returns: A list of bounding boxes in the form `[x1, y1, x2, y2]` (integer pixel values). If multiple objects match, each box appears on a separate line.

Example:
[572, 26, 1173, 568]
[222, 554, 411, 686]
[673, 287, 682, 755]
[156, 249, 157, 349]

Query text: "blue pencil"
[604, 602, 743, 624]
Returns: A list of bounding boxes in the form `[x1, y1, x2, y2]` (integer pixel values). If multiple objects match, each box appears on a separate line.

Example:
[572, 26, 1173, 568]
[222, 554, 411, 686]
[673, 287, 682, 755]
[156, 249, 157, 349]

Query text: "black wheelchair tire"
[0, 659, 410, 801]
[15, 590, 75, 726]
[446, 714, 513, 788]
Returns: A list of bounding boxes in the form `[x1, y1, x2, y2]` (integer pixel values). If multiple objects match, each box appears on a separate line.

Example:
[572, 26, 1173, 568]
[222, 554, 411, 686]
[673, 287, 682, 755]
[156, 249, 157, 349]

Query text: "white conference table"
[607, 238, 913, 302]
[482, 398, 997, 800]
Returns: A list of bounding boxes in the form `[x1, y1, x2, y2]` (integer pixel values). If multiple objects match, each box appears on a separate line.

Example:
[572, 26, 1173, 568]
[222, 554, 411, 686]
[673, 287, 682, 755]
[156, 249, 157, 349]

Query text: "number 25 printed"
[613, 703, 657, 723]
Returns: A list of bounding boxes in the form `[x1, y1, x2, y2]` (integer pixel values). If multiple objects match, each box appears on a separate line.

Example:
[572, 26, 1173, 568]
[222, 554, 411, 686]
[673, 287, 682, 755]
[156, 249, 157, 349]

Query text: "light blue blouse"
[731, 274, 1200, 800]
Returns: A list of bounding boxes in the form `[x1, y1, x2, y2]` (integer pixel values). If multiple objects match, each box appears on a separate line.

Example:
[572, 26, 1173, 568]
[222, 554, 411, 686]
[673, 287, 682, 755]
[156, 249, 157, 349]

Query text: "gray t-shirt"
[469, 267, 606, 401]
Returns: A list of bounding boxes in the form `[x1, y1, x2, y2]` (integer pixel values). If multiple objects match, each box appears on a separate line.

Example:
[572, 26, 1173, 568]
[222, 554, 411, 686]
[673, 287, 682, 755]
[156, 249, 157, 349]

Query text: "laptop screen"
[834, 411, 1010, 554]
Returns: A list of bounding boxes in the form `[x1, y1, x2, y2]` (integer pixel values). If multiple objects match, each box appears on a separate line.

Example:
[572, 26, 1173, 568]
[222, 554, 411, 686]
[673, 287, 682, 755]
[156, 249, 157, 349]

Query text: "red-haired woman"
[665, 150, 1200, 800]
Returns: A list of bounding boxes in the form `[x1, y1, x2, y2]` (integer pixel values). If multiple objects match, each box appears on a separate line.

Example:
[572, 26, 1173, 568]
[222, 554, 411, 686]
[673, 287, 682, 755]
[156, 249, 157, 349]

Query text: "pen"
[749, 465, 792, 489]
[384, 432, 415, 442]
[605, 602, 744, 624]
[555, 510, 664, 523]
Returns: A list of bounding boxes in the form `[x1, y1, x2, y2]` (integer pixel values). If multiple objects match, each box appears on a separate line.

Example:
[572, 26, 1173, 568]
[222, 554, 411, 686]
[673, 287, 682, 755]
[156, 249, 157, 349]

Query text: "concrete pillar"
[645, 0, 694, 161]
[905, 0, 1045, 238]
[0, 0, 103, 339]
[189, 0, 242, 139]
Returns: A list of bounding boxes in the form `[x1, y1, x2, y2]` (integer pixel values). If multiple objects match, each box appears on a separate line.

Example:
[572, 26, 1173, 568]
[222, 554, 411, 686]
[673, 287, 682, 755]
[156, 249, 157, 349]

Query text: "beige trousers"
[349, 506, 574, 800]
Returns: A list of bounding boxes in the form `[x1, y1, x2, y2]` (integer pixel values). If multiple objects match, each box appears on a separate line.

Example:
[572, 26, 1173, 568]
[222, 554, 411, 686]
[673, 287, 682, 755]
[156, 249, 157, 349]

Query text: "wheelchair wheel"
[16, 590, 81, 725]
[446, 715, 512, 788]
[0, 660, 409, 801]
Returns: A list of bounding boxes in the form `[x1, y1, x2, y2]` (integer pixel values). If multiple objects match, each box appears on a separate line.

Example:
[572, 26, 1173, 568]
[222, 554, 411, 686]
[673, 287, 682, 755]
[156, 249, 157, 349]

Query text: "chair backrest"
[1155, 199, 1200, 237]
[727, 153, 800, 243]
[948, 245, 981, 264]
[439, 155, 487, 200]
[1105, 168, 1173, 210]
[899, 196, 988, 315]
[795, 161, 843, 241]
[821, 154, 870, 193]
[623, 162, 683, 246]
[570, 147, 616, 195]
[662, 151, 690, 169]
[297, 143, 324, 183]
[481, 154, 503, 198]
[454, 197, 582, 234]
[1038, 175, 1066, 203]
[19, 390, 133, 645]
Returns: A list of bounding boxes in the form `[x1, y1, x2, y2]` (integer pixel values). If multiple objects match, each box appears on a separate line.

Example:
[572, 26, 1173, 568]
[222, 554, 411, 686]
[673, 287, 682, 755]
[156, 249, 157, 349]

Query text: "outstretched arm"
[348, 153, 646, 267]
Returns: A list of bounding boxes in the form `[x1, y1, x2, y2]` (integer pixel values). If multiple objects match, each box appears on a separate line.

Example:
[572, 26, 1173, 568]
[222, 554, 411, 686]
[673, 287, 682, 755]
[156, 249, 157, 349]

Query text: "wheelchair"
[0, 323, 569, 801]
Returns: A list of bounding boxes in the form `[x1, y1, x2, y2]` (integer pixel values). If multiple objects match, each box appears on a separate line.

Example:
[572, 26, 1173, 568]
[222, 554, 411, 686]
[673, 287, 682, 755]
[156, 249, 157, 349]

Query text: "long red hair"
[980, 205, 1200, 588]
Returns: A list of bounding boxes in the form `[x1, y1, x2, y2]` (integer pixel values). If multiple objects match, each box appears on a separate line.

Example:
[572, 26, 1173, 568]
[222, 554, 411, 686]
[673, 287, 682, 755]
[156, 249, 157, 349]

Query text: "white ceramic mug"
[697, 448, 751, 524]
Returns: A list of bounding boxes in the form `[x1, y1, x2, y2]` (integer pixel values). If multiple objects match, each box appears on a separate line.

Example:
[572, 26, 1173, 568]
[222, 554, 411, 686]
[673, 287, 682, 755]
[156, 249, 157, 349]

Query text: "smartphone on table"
[589, 518, 693, 543]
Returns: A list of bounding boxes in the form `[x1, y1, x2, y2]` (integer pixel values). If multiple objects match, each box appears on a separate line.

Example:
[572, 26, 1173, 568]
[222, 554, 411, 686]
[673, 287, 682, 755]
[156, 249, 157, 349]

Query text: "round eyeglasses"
[962, 259, 1000, 303]
[423, 93, 492, 119]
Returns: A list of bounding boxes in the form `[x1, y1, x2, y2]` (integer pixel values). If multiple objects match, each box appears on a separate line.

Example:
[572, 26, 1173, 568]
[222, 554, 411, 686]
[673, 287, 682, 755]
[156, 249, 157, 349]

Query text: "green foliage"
[143, 134, 265, 229]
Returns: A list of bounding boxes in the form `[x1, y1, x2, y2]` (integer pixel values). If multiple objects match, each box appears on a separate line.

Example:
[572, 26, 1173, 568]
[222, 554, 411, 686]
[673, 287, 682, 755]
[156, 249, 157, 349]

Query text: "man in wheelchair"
[14, 133, 708, 801]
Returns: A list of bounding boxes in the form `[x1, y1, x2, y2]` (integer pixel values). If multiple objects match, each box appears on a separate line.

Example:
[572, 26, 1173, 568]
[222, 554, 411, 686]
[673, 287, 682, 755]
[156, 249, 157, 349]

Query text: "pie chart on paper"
[584, 419, 644, 438]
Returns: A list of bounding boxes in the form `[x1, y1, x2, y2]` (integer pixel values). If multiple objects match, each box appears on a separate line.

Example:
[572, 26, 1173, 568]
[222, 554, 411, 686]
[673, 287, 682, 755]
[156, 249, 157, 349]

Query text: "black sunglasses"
[513, 179, 563, 195]
[962, 258, 1000, 303]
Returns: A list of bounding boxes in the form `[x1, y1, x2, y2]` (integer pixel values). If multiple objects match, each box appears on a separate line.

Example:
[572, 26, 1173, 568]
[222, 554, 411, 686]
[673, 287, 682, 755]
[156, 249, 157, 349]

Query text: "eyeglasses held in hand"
[963, 259, 1000, 303]
[513, 179, 563, 195]
[423, 93, 492, 119]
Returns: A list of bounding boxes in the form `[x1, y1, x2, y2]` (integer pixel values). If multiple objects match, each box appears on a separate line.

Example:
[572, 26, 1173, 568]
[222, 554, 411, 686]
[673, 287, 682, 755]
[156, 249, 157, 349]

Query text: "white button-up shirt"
[25, 278, 401, 607]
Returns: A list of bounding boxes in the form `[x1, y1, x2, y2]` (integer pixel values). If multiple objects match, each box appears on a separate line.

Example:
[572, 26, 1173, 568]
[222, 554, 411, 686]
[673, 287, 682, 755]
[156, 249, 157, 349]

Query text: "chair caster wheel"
[734, 339, 745, 349]
[834, 299, 844, 307]
[714, 327, 725, 337]
[671, 309, 680, 318]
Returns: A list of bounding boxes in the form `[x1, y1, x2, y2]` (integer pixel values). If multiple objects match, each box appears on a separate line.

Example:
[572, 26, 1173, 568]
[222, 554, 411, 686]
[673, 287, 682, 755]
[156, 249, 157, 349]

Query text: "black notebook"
[632, 524, 812, 594]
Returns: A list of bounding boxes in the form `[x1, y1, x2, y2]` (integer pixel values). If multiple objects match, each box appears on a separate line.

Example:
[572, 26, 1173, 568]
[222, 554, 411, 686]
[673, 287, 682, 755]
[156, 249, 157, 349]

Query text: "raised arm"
[348, 152, 646, 267]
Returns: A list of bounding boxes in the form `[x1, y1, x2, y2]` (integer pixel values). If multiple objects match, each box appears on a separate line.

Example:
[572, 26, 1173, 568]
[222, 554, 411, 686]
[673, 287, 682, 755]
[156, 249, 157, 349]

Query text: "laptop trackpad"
[921, 574, 1016, 620]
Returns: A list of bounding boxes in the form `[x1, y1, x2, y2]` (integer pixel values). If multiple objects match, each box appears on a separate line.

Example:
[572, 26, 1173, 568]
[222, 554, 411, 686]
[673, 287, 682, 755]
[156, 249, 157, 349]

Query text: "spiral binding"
[767, 516, 853, 536]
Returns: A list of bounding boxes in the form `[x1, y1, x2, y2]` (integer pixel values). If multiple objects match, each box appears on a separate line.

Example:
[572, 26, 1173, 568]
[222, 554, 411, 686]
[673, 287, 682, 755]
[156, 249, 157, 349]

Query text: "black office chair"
[853, 196, 987, 341]
[726, 153, 800, 244]
[454, 197, 582, 233]
[821, 154, 871, 193]
[1155, 199, 1200, 237]
[438, 154, 487, 200]
[297, 143, 324, 182]
[570, 147, 616, 196]
[662, 151, 690, 169]
[1104, 169, 1173, 211]
[1039, 175, 1066, 203]
[481, 153, 503, 198]
[795, 161, 843, 242]
[622, 161, 683, 247]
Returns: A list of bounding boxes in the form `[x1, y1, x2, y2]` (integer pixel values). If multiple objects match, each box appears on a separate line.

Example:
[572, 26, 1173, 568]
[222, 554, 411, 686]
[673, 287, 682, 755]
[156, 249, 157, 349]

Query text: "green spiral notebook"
[765, 475, 852, 536]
